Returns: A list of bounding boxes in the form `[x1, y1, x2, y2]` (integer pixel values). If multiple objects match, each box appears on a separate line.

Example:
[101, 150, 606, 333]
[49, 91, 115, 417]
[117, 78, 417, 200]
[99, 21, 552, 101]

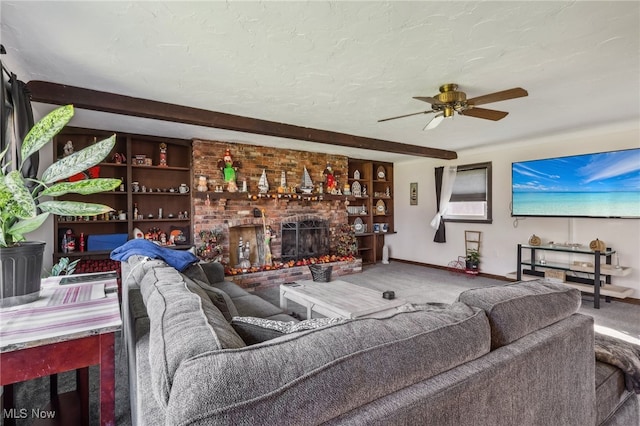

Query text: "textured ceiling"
[1, 1, 639, 162]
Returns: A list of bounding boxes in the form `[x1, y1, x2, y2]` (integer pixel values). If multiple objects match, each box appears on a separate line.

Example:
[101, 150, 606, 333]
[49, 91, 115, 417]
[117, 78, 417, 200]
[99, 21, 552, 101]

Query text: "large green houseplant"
[0, 104, 120, 306]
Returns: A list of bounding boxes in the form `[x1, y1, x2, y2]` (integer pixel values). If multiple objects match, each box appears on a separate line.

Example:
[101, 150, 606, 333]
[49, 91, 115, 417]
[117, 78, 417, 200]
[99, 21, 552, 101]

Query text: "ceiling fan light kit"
[424, 113, 445, 130]
[379, 83, 528, 129]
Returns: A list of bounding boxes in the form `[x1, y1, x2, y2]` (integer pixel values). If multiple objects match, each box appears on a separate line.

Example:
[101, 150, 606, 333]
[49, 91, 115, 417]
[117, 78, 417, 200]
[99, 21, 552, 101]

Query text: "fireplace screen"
[281, 219, 330, 262]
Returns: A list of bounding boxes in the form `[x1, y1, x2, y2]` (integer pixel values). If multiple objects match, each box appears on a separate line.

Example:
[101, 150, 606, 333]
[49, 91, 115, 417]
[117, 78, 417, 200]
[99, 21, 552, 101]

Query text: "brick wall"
[192, 140, 350, 261]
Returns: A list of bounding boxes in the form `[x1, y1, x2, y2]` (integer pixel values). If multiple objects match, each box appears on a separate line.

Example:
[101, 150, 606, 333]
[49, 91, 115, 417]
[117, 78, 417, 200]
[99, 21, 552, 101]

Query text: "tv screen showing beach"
[512, 148, 640, 218]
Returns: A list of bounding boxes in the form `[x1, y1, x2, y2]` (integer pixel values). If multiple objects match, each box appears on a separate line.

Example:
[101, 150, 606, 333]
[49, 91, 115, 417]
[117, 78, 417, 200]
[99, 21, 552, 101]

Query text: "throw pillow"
[181, 264, 239, 320]
[193, 278, 239, 321]
[398, 302, 451, 312]
[231, 316, 347, 345]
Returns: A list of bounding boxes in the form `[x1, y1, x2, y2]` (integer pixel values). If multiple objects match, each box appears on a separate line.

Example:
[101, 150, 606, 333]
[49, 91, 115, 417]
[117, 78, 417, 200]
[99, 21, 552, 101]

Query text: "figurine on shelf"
[278, 171, 287, 193]
[197, 175, 208, 192]
[158, 142, 168, 167]
[262, 209, 274, 266]
[217, 148, 241, 192]
[323, 163, 337, 193]
[301, 167, 314, 194]
[258, 169, 269, 194]
[63, 140, 74, 157]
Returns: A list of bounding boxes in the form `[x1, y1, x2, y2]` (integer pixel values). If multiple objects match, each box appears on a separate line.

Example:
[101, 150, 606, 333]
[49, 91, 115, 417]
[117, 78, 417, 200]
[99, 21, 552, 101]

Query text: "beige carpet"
[257, 261, 640, 342]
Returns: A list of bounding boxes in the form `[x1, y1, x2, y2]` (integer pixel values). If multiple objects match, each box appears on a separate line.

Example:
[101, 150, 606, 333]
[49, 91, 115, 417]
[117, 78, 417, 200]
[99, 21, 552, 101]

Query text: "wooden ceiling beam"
[26, 80, 457, 160]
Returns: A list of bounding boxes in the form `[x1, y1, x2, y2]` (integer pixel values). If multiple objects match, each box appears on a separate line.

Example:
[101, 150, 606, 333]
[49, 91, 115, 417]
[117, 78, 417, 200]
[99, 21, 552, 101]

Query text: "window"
[443, 162, 492, 223]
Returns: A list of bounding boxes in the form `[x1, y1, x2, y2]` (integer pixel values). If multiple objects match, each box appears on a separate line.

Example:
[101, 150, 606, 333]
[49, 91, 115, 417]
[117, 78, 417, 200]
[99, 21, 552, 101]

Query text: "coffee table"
[279, 280, 406, 319]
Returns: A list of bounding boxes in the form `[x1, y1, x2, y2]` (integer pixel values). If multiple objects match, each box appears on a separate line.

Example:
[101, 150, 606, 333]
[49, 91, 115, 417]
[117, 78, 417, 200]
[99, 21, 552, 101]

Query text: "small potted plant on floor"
[465, 248, 480, 273]
[0, 104, 120, 306]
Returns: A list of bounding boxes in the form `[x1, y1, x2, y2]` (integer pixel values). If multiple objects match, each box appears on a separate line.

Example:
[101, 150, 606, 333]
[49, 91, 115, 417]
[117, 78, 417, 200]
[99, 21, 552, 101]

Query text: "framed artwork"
[410, 182, 418, 205]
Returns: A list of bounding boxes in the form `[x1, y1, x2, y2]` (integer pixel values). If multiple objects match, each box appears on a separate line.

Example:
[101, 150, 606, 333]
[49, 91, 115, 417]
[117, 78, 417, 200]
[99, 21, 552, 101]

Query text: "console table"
[516, 244, 632, 309]
[0, 273, 121, 425]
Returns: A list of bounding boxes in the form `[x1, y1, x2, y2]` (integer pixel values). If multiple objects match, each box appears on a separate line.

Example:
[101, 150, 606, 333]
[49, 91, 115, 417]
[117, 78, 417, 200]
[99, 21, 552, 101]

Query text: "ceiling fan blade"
[413, 96, 441, 105]
[378, 110, 435, 122]
[467, 87, 528, 106]
[460, 107, 509, 121]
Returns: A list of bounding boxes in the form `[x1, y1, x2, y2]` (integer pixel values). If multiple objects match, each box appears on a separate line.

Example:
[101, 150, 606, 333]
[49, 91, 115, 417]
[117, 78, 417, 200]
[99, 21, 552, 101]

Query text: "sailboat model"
[300, 166, 314, 194]
[258, 169, 269, 194]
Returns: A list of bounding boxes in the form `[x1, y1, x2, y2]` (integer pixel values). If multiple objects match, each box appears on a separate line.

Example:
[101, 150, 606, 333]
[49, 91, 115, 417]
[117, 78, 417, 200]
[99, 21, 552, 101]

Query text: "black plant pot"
[0, 241, 45, 307]
[466, 261, 479, 271]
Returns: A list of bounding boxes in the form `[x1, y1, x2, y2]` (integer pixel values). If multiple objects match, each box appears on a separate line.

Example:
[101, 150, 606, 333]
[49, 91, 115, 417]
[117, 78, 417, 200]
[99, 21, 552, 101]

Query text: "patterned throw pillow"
[231, 316, 346, 345]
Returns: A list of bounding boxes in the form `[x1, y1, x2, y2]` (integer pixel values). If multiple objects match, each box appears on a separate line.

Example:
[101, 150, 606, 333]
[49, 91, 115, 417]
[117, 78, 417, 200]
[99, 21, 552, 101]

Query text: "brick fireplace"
[191, 140, 361, 288]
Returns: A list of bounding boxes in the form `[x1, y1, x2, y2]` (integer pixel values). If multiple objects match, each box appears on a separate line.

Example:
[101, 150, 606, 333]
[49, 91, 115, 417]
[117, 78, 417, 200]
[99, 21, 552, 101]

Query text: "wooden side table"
[1, 273, 121, 426]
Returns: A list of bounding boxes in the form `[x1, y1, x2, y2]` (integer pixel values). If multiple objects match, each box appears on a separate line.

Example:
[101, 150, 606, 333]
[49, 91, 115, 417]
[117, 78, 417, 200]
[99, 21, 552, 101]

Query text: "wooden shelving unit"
[52, 127, 193, 261]
[347, 159, 394, 264]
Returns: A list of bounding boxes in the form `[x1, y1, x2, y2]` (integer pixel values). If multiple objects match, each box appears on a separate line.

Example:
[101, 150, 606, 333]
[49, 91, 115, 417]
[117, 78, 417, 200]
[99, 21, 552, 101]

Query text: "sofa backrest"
[165, 302, 491, 425]
[139, 263, 246, 407]
[457, 279, 581, 350]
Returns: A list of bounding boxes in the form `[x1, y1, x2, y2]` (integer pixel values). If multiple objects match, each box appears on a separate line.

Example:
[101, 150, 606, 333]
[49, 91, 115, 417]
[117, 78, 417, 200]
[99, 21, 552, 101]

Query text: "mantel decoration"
[217, 148, 240, 192]
[323, 163, 337, 194]
[197, 228, 224, 261]
[258, 169, 269, 193]
[0, 105, 120, 306]
[262, 209, 273, 266]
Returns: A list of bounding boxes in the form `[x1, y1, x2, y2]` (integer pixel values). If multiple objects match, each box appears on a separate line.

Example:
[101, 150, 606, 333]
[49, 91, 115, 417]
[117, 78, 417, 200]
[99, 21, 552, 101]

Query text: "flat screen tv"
[511, 148, 640, 218]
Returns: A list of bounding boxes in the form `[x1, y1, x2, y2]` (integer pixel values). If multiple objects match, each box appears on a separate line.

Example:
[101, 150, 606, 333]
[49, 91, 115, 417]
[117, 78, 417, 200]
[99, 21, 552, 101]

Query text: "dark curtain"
[433, 166, 446, 243]
[1, 64, 36, 182]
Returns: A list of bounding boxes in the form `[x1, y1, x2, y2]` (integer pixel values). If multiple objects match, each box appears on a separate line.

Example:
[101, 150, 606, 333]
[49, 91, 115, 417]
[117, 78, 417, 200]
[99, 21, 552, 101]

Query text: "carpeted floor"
[6, 261, 639, 425]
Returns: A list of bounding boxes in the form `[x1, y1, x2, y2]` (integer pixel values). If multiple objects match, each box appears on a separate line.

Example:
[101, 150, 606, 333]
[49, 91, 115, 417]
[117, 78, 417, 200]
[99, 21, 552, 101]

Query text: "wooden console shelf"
[516, 244, 633, 309]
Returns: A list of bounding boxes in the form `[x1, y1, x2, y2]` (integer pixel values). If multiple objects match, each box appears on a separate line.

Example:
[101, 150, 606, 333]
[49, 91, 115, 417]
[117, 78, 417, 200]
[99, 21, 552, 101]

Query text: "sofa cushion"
[231, 317, 346, 344]
[457, 279, 580, 349]
[211, 280, 251, 299]
[232, 294, 285, 318]
[181, 262, 211, 284]
[166, 302, 491, 425]
[197, 260, 226, 284]
[140, 265, 245, 407]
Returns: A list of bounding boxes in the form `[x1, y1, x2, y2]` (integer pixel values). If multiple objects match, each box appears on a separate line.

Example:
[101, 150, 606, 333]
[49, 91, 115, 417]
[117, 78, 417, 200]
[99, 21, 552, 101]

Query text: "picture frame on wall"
[410, 182, 418, 205]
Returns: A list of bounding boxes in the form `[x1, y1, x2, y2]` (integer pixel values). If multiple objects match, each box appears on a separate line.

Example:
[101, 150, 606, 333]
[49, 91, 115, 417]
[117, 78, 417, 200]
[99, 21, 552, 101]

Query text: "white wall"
[386, 121, 640, 298]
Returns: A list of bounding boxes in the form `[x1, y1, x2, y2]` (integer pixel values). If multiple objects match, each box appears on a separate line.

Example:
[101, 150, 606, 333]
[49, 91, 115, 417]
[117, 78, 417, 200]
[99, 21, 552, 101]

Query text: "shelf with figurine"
[53, 127, 193, 261]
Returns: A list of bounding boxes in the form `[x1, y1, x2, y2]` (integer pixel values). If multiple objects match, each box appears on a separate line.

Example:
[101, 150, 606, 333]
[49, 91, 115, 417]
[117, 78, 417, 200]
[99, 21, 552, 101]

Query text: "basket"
[309, 264, 333, 282]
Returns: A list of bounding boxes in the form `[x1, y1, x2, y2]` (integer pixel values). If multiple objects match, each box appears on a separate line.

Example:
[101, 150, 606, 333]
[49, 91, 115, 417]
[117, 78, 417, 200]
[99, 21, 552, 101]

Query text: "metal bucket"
[0, 241, 45, 307]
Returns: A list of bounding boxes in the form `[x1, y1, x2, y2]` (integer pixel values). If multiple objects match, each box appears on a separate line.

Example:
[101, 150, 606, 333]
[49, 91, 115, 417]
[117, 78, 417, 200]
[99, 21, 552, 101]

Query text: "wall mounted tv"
[511, 148, 640, 218]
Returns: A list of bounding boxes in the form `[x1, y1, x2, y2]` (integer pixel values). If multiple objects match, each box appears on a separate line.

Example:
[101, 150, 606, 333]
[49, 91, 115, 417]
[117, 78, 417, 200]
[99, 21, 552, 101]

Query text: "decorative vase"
[0, 241, 46, 307]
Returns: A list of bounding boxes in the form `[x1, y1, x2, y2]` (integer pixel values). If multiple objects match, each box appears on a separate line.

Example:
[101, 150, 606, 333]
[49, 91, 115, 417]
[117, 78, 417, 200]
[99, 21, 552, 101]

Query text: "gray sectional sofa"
[121, 255, 638, 425]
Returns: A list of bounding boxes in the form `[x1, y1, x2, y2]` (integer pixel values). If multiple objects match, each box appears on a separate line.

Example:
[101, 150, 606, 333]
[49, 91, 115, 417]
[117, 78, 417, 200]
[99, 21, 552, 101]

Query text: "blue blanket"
[110, 239, 199, 272]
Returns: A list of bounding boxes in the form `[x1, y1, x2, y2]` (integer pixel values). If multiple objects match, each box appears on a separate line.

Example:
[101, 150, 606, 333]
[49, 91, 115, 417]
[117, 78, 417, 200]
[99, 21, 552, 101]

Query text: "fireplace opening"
[281, 219, 329, 262]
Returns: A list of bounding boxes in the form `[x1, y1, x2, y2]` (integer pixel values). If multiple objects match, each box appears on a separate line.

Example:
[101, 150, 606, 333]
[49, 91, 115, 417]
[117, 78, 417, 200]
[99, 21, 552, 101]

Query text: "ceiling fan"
[378, 83, 528, 130]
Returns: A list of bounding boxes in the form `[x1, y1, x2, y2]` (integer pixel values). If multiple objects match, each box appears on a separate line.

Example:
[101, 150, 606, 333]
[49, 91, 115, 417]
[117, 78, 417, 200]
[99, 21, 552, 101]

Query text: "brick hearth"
[227, 258, 363, 291]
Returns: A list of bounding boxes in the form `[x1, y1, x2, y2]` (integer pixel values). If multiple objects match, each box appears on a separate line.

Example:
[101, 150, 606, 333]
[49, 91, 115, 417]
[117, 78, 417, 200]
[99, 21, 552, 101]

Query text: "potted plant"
[465, 248, 480, 272]
[0, 104, 120, 306]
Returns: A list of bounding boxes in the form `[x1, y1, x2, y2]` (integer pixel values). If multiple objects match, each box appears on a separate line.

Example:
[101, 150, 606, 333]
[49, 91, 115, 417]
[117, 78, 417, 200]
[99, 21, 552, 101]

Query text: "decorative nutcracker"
[159, 142, 168, 167]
